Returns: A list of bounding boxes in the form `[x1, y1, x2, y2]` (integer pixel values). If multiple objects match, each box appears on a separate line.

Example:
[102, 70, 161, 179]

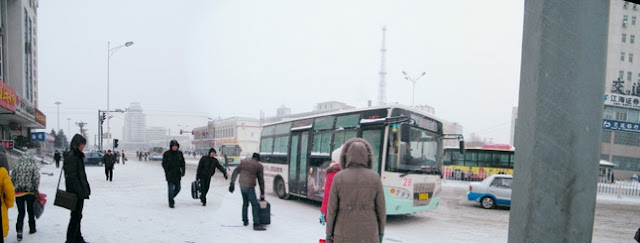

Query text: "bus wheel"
[275, 178, 290, 200]
[481, 197, 495, 209]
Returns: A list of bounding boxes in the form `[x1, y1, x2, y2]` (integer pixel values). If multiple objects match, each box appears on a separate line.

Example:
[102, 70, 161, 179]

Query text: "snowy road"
[5, 157, 638, 243]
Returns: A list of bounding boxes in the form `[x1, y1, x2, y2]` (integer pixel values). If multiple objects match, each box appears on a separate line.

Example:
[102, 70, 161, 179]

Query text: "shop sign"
[15, 96, 35, 119]
[0, 141, 13, 149]
[31, 132, 46, 141]
[603, 119, 640, 133]
[35, 109, 46, 127]
[0, 82, 16, 112]
[604, 93, 640, 110]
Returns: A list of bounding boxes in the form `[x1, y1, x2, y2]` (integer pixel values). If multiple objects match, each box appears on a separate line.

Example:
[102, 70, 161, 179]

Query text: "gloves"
[326, 235, 331, 243]
[224, 173, 228, 180]
[228, 182, 235, 193]
[319, 213, 326, 226]
[379, 233, 384, 243]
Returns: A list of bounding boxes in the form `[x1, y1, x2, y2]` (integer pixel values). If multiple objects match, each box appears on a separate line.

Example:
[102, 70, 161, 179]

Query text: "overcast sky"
[37, 0, 524, 146]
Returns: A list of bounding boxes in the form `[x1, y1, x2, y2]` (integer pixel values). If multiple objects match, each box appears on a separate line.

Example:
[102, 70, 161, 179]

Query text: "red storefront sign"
[0, 81, 17, 112]
[1, 141, 14, 150]
[35, 109, 46, 127]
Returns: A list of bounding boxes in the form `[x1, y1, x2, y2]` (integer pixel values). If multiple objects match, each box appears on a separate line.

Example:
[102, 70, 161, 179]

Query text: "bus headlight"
[389, 187, 411, 199]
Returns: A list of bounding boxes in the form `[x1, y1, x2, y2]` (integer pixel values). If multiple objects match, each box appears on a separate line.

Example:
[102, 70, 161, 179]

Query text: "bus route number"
[403, 178, 412, 187]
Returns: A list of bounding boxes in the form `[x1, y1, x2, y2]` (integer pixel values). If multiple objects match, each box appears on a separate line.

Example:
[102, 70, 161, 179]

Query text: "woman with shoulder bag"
[12, 153, 40, 241]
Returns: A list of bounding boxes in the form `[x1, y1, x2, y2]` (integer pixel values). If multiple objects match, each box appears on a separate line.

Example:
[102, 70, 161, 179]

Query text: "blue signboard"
[602, 119, 640, 133]
[31, 132, 46, 141]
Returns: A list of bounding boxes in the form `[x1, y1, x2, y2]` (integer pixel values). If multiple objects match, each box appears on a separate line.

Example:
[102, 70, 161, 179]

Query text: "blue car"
[84, 152, 105, 166]
[467, 174, 513, 209]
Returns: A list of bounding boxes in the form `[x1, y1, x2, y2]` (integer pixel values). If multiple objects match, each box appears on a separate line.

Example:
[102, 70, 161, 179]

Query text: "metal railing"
[597, 178, 640, 197]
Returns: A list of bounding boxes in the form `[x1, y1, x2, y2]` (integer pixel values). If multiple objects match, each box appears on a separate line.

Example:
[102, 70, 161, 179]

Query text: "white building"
[145, 127, 166, 146]
[122, 102, 146, 150]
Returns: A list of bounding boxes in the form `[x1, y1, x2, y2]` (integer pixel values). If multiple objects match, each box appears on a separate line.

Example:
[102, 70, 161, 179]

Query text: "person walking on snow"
[229, 153, 266, 231]
[162, 140, 185, 208]
[325, 138, 386, 243]
[12, 153, 40, 241]
[196, 148, 228, 206]
[103, 150, 116, 181]
[319, 145, 342, 226]
[54, 150, 62, 168]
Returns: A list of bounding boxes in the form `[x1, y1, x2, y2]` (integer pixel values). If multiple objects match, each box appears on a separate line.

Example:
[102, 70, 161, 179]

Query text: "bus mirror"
[459, 140, 465, 154]
[400, 124, 412, 141]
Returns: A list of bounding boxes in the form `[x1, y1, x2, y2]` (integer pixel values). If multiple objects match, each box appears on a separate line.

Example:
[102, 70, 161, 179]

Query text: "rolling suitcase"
[191, 180, 200, 199]
[259, 200, 271, 225]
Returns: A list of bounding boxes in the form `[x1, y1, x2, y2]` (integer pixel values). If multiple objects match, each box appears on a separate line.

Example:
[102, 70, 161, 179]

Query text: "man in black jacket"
[64, 134, 91, 243]
[162, 140, 185, 208]
[196, 148, 228, 206]
[103, 150, 116, 181]
[54, 150, 61, 168]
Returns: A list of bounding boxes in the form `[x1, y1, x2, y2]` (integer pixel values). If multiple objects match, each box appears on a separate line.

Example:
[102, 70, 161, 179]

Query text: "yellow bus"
[443, 146, 514, 181]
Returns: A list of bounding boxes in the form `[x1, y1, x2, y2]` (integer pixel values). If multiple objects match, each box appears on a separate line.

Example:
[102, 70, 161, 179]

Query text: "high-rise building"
[122, 102, 146, 149]
[593, 0, 640, 178]
[145, 126, 167, 147]
[0, 0, 46, 144]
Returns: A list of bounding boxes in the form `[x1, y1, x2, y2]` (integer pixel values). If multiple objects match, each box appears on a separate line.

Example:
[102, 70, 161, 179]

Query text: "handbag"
[53, 165, 77, 210]
[33, 193, 46, 219]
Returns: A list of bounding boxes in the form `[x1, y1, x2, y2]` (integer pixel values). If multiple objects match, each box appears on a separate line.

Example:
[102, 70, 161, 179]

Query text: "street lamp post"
[107, 41, 134, 150]
[67, 118, 71, 135]
[54, 101, 61, 132]
[402, 70, 426, 106]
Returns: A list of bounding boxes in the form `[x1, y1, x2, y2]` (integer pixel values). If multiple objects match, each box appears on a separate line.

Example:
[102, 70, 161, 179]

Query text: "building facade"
[0, 0, 45, 149]
[192, 117, 261, 157]
[122, 102, 146, 150]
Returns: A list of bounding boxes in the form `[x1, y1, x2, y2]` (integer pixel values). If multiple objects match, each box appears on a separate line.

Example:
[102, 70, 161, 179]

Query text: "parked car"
[467, 174, 513, 209]
[84, 152, 105, 166]
[150, 154, 163, 161]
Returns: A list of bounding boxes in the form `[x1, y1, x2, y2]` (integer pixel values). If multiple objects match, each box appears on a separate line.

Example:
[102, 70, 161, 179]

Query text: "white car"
[467, 174, 513, 209]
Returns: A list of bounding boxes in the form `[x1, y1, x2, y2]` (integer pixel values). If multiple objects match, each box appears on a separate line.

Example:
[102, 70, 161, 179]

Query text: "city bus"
[442, 146, 514, 181]
[259, 105, 463, 215]
[218, 144, 242, 166]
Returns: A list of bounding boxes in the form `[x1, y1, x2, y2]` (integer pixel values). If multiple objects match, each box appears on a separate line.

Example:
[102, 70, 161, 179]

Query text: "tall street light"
[55, 101, 61, 132]
[67, 118, 71, 136]
[107, 41, 134, 150]
[402, 70, 426, 106]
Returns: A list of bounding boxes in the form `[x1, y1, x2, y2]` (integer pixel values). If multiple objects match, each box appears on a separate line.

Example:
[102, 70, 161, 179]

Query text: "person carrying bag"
[12, 153, 41, 241]
[60, 134, 91, 243]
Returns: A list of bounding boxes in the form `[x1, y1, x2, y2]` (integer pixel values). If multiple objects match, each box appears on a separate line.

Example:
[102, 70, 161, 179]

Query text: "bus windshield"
[220, 145, 241, 157]
[387, 126, 440, 174]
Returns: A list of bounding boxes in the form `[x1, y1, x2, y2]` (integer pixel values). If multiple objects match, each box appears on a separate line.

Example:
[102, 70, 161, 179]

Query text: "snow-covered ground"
[3, 157, 638, 243]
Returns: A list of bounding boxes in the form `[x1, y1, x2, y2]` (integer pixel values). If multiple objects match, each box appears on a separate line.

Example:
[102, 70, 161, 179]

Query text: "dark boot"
[29, 221, 36, 234]
[253, 225, 266, 231]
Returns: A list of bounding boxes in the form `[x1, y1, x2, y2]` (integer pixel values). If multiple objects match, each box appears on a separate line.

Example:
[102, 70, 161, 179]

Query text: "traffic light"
[180, 129, 183, 135]
[101, 113, 106, 124]
[113, 139, 119, 148]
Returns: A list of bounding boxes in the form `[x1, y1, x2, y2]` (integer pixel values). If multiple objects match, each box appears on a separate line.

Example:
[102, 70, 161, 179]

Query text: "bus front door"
[288, 131, 309, 196]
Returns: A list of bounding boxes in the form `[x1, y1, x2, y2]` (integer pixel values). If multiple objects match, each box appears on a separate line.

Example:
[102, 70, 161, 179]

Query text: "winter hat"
[170, 140, 180, 148]
[209, 148, 217, 154]
[330, 145, 343, 167]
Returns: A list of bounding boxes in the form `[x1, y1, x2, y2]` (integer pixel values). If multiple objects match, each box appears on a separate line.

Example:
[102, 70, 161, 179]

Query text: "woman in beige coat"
[326, 138, 386, 243]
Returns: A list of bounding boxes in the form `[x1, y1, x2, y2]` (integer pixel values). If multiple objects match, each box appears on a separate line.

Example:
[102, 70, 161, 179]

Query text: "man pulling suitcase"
[229, 153, 267, 231]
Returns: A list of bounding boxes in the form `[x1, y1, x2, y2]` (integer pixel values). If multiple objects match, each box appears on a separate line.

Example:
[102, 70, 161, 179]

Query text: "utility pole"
[75, 121, 88, 141]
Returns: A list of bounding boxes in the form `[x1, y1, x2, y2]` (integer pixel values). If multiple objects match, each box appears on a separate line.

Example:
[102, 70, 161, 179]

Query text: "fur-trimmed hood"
[339, 138, 374, 170]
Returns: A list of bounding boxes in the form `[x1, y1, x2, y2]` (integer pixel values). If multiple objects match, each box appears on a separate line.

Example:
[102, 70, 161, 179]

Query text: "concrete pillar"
[508, 1, 609, 242]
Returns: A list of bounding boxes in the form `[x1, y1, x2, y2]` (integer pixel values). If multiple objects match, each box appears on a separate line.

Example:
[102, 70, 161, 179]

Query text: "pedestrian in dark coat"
[229, 153, 266, 231]
[64, 134, 91, 243]
[196, 148, 228, 206]
[103, 150, 116, 181]
[54, 150, 62, 168]
[326, 138, 386, 243]
[162, 140, 185, 208]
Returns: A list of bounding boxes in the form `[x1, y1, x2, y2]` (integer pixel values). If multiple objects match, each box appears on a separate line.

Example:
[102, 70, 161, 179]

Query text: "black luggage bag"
[191, 180, 200, 199]
[259, 200, 271, 225]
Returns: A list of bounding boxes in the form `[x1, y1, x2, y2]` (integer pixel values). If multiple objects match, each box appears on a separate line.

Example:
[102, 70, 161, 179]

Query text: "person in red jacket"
[319, 145, 343, 226]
